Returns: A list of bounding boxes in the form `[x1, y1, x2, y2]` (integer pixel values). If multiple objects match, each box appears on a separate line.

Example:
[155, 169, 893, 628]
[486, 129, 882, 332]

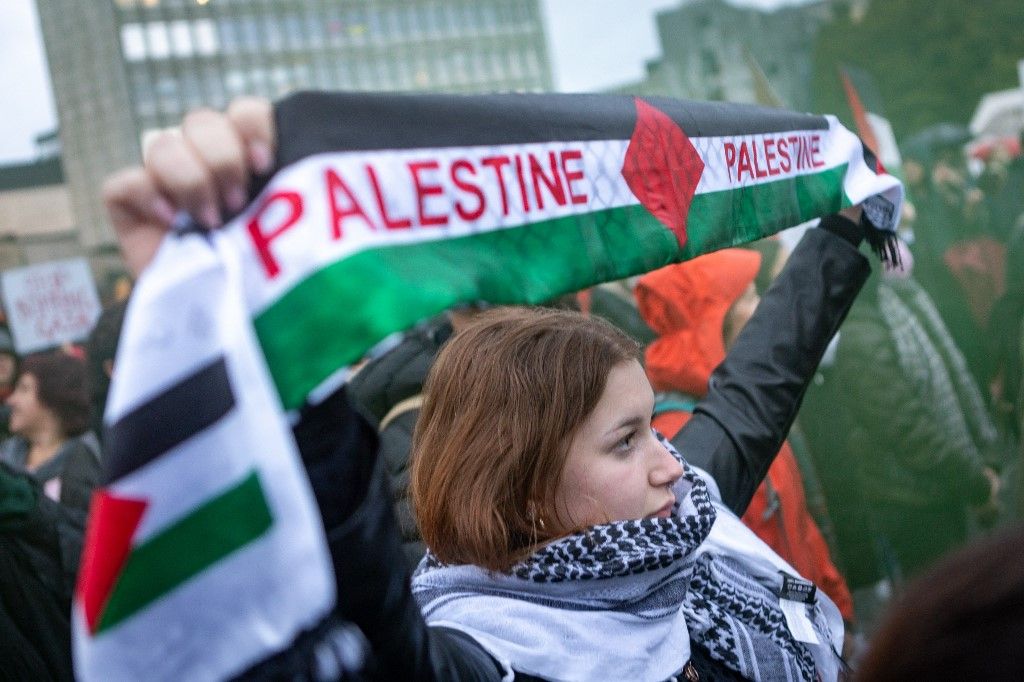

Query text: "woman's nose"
[650, 440, 684, 487]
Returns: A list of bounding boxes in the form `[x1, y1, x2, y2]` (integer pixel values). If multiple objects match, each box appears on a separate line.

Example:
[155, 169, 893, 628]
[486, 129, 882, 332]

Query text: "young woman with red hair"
[104, 100, 876, 681]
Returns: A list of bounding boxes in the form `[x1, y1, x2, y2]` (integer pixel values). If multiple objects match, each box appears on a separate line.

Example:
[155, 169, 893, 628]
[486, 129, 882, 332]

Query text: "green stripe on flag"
[96, 471, 273, 633]
[681, 164, 849, 258]
[255, 203, 678, 409]
[255, 165, 848, 409]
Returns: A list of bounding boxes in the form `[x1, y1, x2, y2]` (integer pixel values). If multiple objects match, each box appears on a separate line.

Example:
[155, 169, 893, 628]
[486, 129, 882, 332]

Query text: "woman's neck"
[25, 428, 65, 471]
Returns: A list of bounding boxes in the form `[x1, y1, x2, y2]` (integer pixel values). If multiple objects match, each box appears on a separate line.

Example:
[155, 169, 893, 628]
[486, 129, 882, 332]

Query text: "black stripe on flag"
[103, 357, 236, 484]
[273, 91, 829, 167]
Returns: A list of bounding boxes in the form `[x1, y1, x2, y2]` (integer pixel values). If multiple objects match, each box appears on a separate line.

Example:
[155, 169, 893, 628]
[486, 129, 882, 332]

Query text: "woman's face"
[555, 360, 684, 527]
[5, 372, 50, 437]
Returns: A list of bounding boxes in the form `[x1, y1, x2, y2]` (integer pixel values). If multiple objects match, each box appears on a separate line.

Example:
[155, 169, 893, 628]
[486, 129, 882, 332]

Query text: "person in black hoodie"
[0, 327, 18, 442]
[0, 462, 83, 682]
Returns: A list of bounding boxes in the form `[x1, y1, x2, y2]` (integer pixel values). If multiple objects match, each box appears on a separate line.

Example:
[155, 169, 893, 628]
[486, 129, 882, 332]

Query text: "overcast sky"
[0, 0, 809, 164]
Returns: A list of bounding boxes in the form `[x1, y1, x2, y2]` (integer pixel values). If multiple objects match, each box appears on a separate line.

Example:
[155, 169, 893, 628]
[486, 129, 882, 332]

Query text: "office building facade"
[609, 0, 832, 111]
[34, 0, 553, 255]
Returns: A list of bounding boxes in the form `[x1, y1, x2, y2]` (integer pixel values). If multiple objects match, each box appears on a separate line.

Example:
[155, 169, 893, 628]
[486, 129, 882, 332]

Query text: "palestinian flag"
[241, 92, 903, 408]
[73, 238, 335, 681]
[74, 92, 901, 680]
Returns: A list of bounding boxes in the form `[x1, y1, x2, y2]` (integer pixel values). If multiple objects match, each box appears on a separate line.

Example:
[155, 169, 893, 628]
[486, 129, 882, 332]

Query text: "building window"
[478, 4, 498, 33]
[262, 12, 284, 52]
[346, 7, 369, 44]
[130, 69, 157, 117]
[239, 15, 261, 54]
[121, 24, 147, 61]
[202, 64, 227, 108]
[224, 68, 249, 97]
[218, 17, 241, 54]
[325, 6, 345, 47]
[302, 11, 324, 49]
[145, 21, 172, 59]
[701, 48, 720, 76]
[180, 70, 204, 110]
[523, 47, 540, 78]
[283, 13, 304, 46]
[366, 7, 384, 45]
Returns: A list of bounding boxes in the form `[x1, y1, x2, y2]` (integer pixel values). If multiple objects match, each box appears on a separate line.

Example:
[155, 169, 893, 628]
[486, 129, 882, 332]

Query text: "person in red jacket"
[635, 248, 856, 624]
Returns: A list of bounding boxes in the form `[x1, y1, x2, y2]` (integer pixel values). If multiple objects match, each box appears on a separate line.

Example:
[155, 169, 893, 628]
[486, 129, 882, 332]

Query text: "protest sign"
[1, 257, 102, 354]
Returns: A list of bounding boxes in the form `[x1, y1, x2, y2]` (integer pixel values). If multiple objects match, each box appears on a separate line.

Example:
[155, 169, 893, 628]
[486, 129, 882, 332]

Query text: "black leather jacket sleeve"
[671, 224, 871, 516]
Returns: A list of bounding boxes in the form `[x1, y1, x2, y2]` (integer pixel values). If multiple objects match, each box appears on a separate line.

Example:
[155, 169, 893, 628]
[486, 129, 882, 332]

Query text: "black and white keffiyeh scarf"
[411, 436, 842, 682]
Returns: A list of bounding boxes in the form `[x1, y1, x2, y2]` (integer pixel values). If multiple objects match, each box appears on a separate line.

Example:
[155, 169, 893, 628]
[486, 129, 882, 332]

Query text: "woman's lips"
[650, 498, 676, 518]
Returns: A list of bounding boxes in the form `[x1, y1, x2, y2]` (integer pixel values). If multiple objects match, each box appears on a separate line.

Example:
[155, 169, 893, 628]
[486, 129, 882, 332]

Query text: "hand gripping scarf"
[412, 435, 843, 682]
[74, 91, 894, 681]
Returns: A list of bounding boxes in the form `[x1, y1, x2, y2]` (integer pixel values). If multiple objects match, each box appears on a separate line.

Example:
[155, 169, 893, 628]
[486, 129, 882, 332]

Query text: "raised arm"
[104, 100, 503, 681]
[671, 212, 872, 514]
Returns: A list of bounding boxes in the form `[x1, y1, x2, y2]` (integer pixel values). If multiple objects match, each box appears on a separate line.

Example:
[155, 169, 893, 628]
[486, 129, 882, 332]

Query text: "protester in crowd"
[907, 141, 1003, 387]
[580, 280, 657, 345]
[102, 98, 883, 680]
[634, 248, 856, 627]
[0, 327, 15, 401]
[347, 313, 456, 570]
[1019, 315, 1024, 513]
[976, 136, 1024, 245]
[84, 300, 127, 442]
[803, 240, 1000, 586]
[0, 326, 17, 441]
[0, 461, 83, 682]
[0, 353, 100, 517]
[855, 522, 1024, 682]
[799, 355, 896, 637]
[989, 218, 1024, 514]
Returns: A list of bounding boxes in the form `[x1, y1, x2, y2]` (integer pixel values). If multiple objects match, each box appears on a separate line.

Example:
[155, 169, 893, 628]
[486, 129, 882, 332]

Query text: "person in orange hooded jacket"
[635, 248, 855, 623]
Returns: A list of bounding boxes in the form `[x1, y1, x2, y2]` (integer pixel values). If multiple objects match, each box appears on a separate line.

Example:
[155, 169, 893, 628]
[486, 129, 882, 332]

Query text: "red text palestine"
[247, 149, 589, 278]
[723, 134, 825, 183]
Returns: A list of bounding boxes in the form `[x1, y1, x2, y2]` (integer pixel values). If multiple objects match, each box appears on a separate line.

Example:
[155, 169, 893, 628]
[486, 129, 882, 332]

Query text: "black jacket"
[247, 221, 869, 681]
[0, 463, 84, 682]
[347, 316, 453, 570]
[0, 435, 101, 518]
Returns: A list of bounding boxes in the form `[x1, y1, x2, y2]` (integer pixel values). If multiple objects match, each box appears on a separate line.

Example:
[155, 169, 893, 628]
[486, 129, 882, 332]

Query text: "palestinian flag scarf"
[74, 91, 902, 681]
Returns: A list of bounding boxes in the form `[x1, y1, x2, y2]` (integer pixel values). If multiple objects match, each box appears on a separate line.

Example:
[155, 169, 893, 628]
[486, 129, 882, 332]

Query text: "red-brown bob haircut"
[19, 352, 91, 438]
[410, 306, 640, 572]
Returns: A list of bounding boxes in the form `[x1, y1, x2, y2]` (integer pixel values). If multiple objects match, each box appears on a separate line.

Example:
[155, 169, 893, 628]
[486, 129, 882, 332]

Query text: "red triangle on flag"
[76, 490, 149, 634]
[621, 98, 705, 248]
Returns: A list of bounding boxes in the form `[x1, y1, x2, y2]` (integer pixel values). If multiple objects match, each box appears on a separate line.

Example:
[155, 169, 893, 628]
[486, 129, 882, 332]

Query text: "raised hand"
[102, 97, 274, 277]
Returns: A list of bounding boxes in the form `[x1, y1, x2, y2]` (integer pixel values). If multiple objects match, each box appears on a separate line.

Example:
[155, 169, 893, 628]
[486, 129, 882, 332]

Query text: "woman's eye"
[616, 432, 635, 452]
